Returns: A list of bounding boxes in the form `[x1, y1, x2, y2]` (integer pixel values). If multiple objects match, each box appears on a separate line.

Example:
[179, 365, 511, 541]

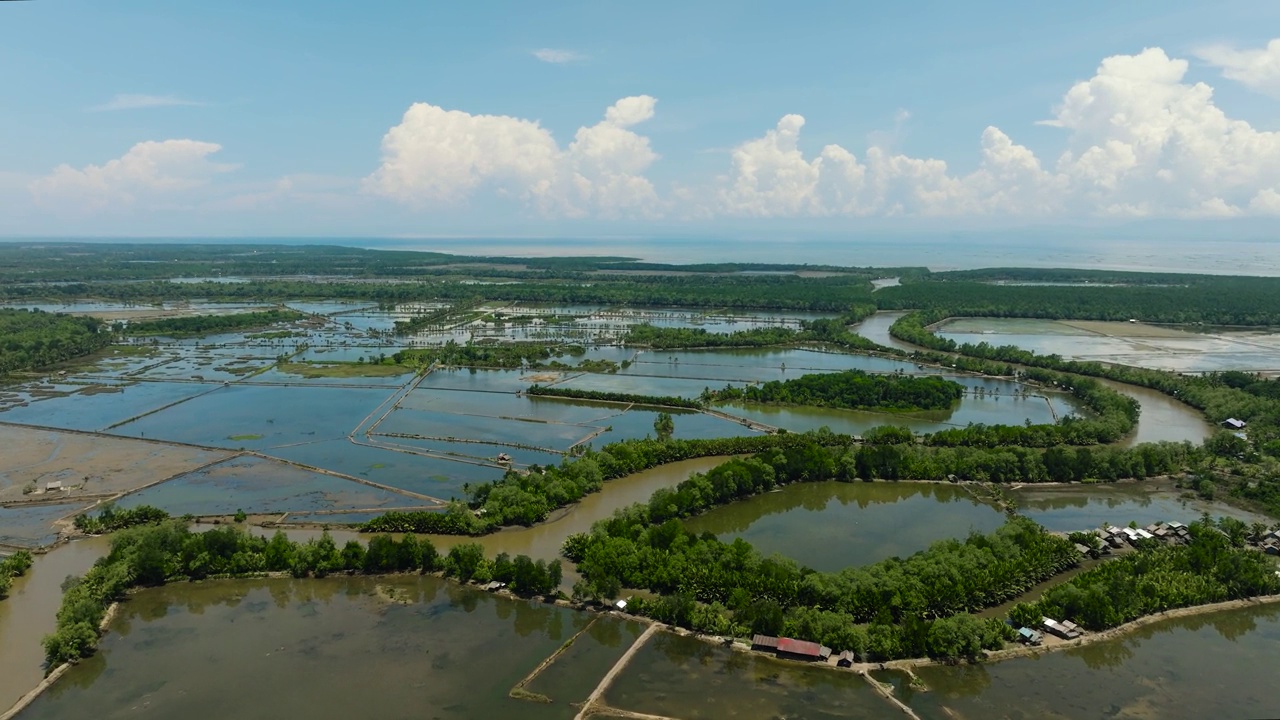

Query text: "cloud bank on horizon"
[22, 40, 1280, 226]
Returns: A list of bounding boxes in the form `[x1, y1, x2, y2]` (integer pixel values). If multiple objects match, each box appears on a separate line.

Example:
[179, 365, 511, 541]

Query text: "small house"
[481, 581, 506, 592]
[776, 637, 830, 662]
[614, 599, 628, 611]
[751, 635, 780, 652]
[45, 480, 63, 492]
[1018, 627, 1043, 646]
[1222, 418, 1247, 430]
[836, 650, 856, 668]
[1042, 617, 1081, 640]
[1073, 543, 1092, 557]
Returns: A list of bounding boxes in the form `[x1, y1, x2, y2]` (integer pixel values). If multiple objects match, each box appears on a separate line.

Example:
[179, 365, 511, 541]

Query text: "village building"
[1041, 617, 1081, 640]
[775, 637, 832, 662]
[751, 634, 780, 652]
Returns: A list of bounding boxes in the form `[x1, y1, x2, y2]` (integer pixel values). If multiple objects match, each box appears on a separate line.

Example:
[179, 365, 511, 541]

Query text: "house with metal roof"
[751, 634, 780, 652]
[775, 637, 832, 661]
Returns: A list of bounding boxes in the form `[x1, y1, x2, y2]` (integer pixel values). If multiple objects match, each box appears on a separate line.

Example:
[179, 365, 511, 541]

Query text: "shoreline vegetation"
[4, 245, 1280, 714]
[118, 308, 305, 338]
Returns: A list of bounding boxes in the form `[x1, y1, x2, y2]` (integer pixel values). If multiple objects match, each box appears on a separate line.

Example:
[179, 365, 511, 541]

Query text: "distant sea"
[8, 235, 1279, 276]
[354, 236, 1280, 276]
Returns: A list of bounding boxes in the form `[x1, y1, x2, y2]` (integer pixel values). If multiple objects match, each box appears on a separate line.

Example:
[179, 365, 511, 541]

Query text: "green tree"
[654, 412, 676, 441]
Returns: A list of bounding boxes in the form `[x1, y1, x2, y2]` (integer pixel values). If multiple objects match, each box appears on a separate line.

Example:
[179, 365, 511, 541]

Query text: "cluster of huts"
[1014, 617, 1083, 646]
[1258, 529, 1280, 556]
[1094, 521, 1190, 549]
[751, 635, 858, 667]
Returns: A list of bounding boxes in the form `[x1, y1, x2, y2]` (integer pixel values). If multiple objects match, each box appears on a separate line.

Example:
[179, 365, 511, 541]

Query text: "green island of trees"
[392, 340, 586, 369]
[708, 369, 963, 411]
[0, 550, 35, 598]
[72, 504, 171, 535]
[121, 308, 304, 337]
[525, 384, 704, 410]
[0, 309, 110, 376]
[557, 450, 1280, 661]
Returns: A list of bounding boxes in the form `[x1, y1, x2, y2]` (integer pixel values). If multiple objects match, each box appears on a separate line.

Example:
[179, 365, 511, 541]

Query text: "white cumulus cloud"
[30, 140, 237, 210]
[711, 45, 1280, 219]
[1195, 39, 1280, 97]
[364, 96, 660, 217]
[532, 48, 585, 64]
[90, 94, 206, 111]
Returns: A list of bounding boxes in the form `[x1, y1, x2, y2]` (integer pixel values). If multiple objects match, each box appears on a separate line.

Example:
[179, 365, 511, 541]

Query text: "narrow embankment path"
[574, 623, 661, 720]
[510, 617, 599, 702]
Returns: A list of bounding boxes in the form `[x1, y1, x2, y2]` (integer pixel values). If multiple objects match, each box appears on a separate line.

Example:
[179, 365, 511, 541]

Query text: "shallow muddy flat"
[0, 425, 230, 503]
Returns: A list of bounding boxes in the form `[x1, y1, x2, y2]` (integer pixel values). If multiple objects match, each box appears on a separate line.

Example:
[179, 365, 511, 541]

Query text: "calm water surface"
[0, 537, 112, 709]
[17, 576, 615, 720]
[605, 631, 892, 719]
[683, 481, 1008, 571]
[895, 603, 1280, 720]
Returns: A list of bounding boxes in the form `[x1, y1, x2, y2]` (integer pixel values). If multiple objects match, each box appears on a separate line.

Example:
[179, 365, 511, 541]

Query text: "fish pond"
[14, 575, 902, 720]
[682, 481, 1009, 572]
[936, 317, 1280, 374]
[882, 602, 1280, 720]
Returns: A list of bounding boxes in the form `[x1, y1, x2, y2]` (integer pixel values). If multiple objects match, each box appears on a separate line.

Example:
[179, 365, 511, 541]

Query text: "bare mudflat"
[0, 425, 230, 503]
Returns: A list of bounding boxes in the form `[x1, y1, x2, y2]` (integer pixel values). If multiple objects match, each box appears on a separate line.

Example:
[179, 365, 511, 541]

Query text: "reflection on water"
[0, 537, 112, 710]
[683, 481, 1007, 571]
[851, 311, 921, 352]
[1099, 379, 1212, 448]
[606, 631, 891, 719]
[903, 603, 1280, 720]
[1013, 482, 1270, 532]
[18, 576, 612, 720]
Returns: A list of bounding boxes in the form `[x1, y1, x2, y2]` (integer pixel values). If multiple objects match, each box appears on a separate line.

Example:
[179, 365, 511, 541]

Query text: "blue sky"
[2, 0, 1279, 236]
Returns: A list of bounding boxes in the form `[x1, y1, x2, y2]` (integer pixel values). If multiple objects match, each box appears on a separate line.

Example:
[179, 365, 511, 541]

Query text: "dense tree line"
[122, 309, 304, 337]
[364, 432, 856, 533]
[367, 428, 1200, 536]
[469, 432, 863, 527]
[72, 504, 170, 534]
[622, 305, 880, 352]
[359, 503, 490, 535]
[41, 521, 560, 666]
[0, 550, 34, 598]
[624, 324, 802, 349]
[393, 301, 481, 335]
[3, 274, 885, 312]
[393, 340, 585, 369]
[525, 384, 703, 409]
[0, 309, 109, 375]
[890, 310, 1280, 443]
[876, 278, 1280, 325]
[710, 369, 963, 411]
[0, 242, 902, 285]
[1010, 517, 1280, 631]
